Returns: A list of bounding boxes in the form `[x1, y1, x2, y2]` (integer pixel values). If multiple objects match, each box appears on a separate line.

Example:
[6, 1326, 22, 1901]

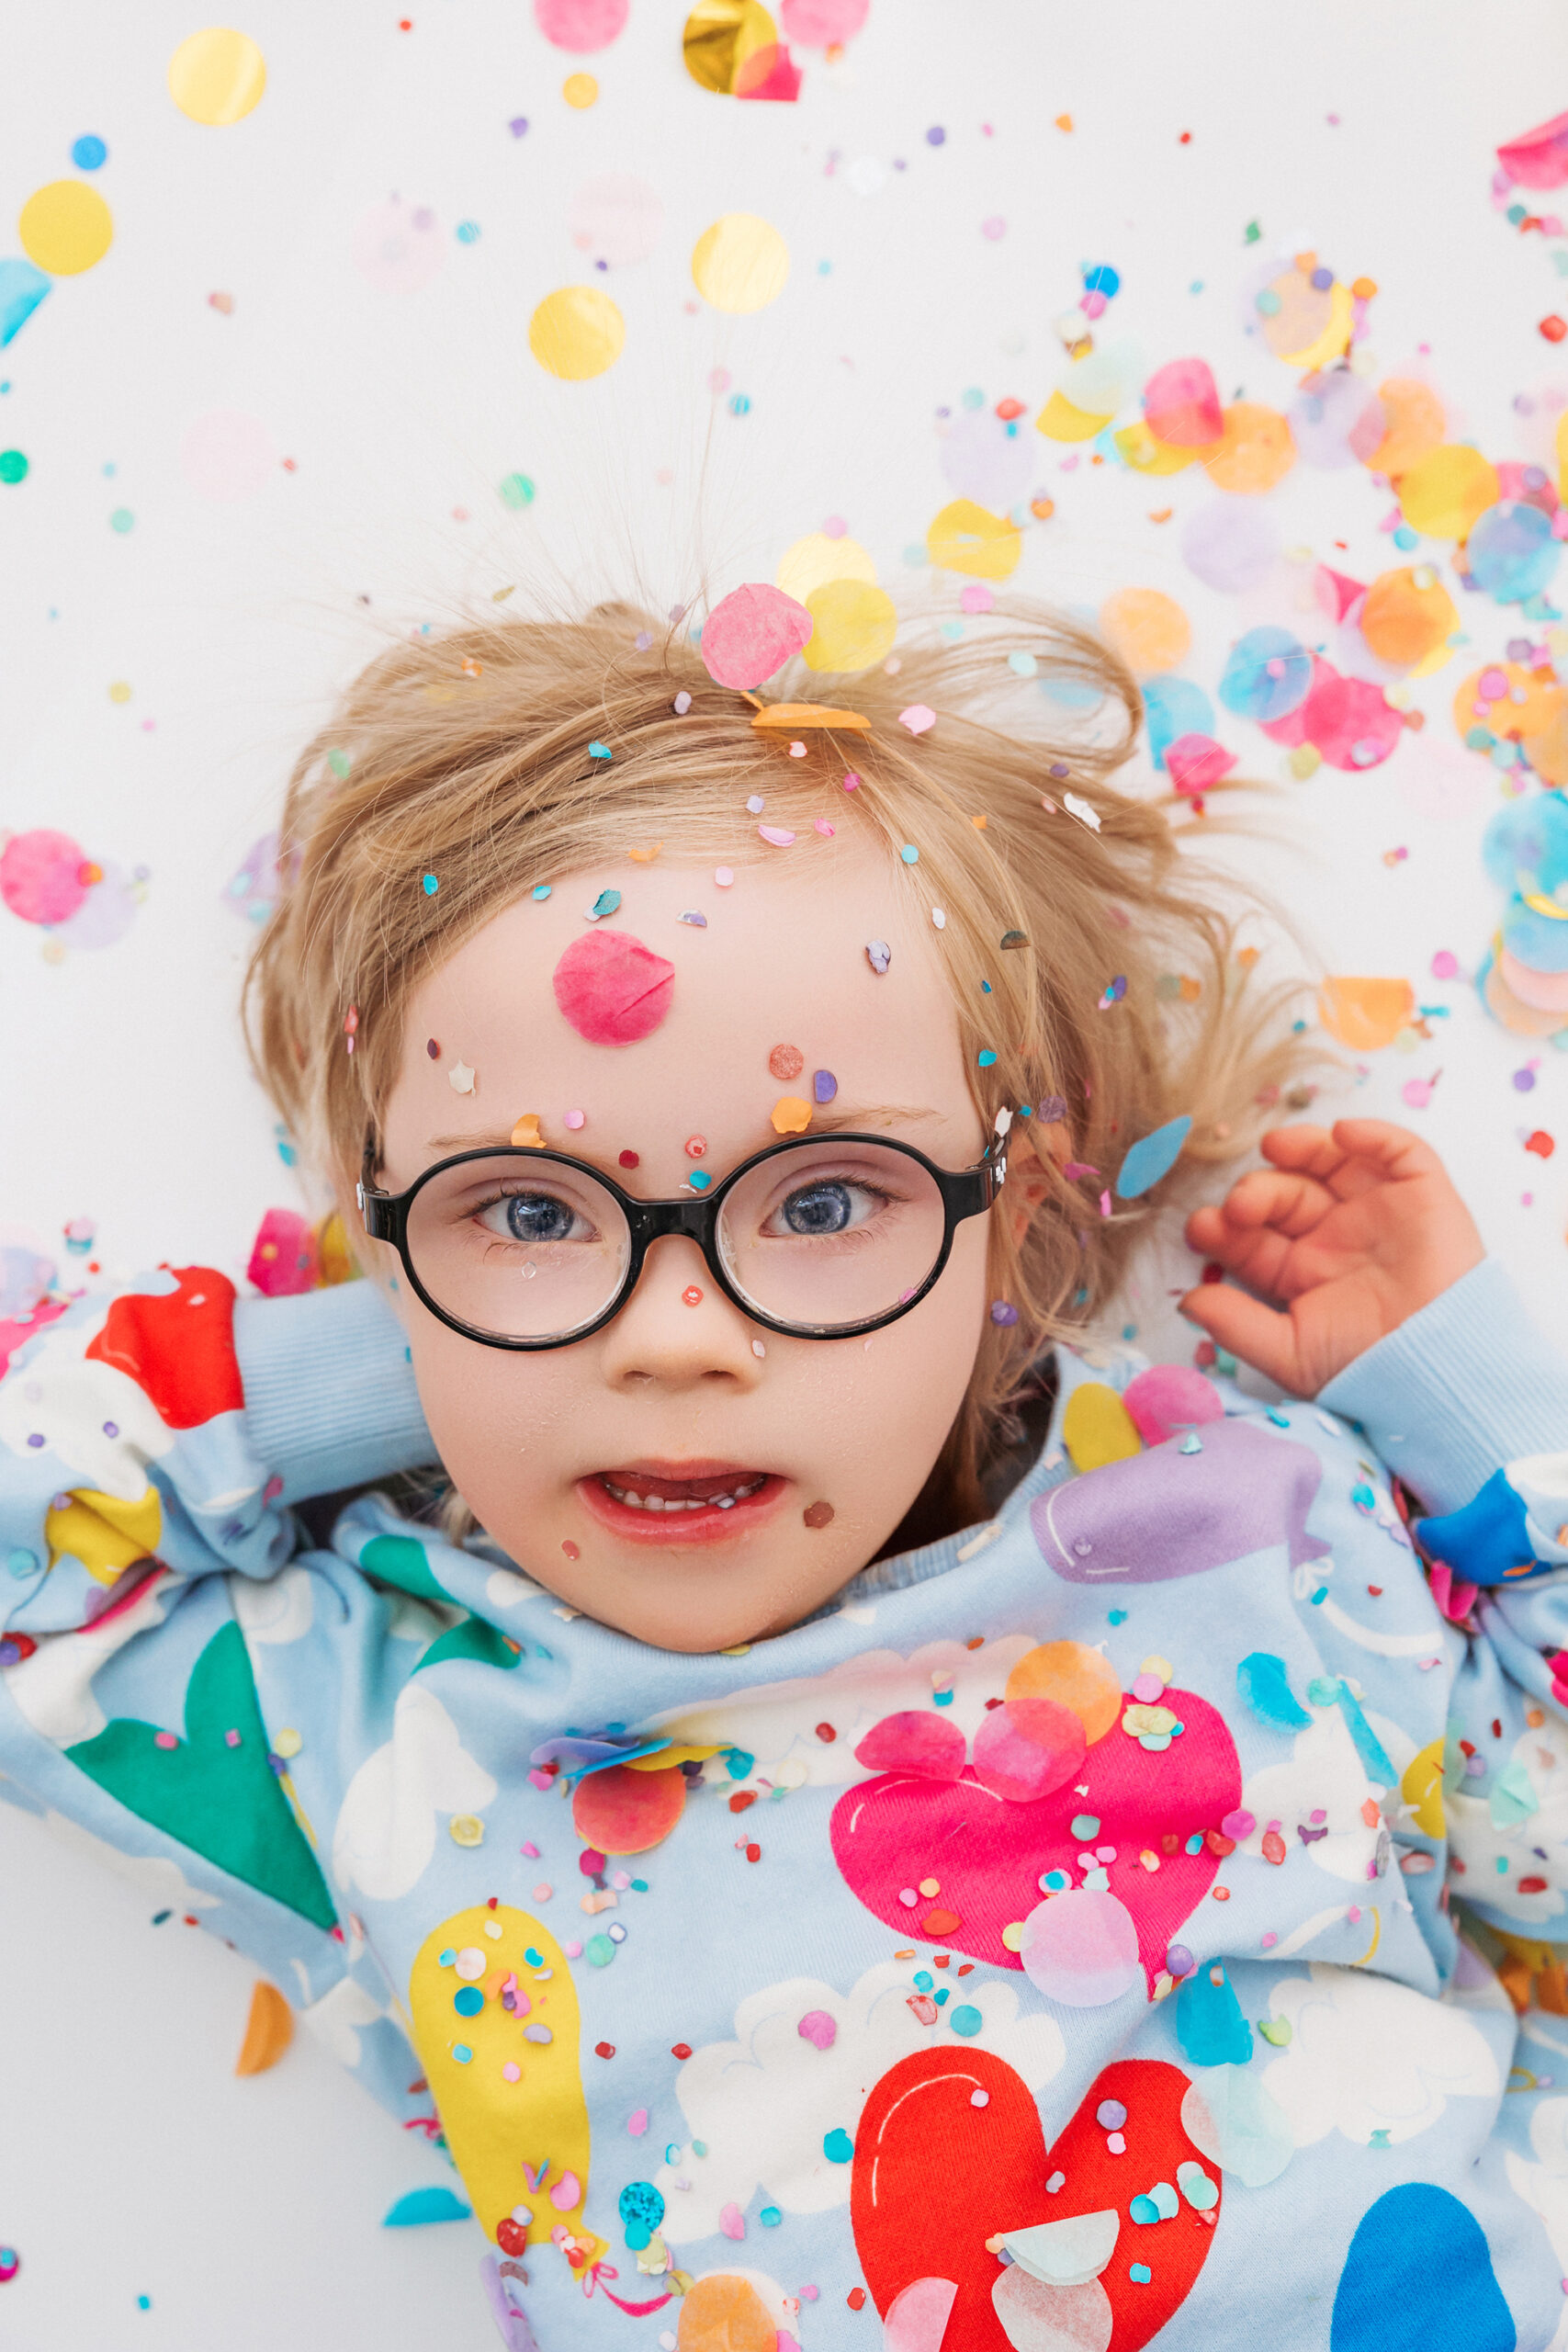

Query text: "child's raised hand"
[1179, 1119, 1483, 1397]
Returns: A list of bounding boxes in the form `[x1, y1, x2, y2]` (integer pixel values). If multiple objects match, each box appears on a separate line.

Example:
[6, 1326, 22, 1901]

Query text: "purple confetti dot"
[102, 1421, 118, 1439]
[926, 125, 946, 145]
[1310, 266, 1334, 290]
[1166, 1942, 1194, 1978]
[509, 117, 529, 136]
[989, 1299, 1020, 1326]
[26, 1434, 45, 1449]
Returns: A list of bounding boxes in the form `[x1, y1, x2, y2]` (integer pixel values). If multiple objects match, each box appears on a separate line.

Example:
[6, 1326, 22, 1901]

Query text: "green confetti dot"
[499, 472, 536, 509]
[109, 507, 134, 532]
[0, 448, 28, 485]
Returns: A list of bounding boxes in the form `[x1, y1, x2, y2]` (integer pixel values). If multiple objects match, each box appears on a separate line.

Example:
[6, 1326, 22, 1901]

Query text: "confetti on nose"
[553, 931, 675, 1046]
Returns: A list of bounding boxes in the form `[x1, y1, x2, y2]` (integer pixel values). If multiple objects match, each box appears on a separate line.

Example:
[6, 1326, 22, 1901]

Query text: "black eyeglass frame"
[357, 1128, 1008, 1350]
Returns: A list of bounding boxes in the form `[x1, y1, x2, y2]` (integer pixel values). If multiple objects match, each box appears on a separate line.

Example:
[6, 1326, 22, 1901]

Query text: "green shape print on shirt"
[359, 1533, 521, 1678]
[63, 1619, 337, 1930]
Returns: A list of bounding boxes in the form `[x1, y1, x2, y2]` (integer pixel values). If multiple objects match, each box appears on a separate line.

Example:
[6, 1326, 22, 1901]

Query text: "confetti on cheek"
[562, 1540, 581, 1560]
[449, 1061, 477, 1094]
[553, 931, 675, 1045]
[803, 1500, 834, 1528]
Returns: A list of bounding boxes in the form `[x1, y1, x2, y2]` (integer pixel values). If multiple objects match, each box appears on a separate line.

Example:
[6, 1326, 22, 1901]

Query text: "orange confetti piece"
[235, 1980, 294, 2076]
[1318, 976, 1416, 1051]
[511, 1114, 544, 1148]
[750, 701, 871, 732]
[771, 1095, 811, 1134]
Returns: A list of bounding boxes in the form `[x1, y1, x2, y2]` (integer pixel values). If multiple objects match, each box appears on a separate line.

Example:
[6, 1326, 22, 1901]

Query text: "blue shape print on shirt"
[1331, 2184, 1515, 2352]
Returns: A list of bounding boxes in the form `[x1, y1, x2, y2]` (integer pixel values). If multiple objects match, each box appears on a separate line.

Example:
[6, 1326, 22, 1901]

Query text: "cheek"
[404, 1316, 569, 1492]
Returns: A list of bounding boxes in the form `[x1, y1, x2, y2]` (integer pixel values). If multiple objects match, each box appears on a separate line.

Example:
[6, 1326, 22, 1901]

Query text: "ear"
[1007, 1126, 1055, 1247]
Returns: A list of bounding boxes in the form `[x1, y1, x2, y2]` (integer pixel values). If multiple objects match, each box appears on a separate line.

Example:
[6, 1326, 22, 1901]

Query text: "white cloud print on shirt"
[1260, 1964, 1499, 2148]
[332, 1683, 496, 1903]
[652, 1960, 1064, 2244]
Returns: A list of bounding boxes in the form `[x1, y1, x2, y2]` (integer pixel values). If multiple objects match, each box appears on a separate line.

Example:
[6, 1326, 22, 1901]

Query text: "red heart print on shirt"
[829, 1686, 1241, 1993]
[852, 2049, 1219, 2352]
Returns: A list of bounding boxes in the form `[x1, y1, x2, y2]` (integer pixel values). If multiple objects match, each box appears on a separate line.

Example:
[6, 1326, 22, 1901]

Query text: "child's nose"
[598, 1234, 763, 1387]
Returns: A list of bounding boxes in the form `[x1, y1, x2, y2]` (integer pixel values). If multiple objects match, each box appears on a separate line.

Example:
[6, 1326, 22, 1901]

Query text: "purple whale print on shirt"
[1032, 1416, 1328, 1585]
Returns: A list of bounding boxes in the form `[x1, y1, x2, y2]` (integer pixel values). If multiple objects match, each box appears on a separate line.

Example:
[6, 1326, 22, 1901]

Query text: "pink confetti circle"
[534, 0, 627, 47]
[0, 829, 89, 926]
[701, 583, 813, 690]
[552, 931, 675, 1046]
[1019, 1888, 1141, 2007]
[180, 410, 278, 503]
[779, 0, 869, 41]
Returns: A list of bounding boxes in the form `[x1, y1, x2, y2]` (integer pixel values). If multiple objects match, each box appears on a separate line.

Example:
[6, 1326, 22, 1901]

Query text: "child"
[4, 600, 1568, 2351]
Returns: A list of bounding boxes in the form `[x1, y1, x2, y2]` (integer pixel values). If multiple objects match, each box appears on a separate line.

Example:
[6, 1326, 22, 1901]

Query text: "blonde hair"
[245, 596, 1310, 1527]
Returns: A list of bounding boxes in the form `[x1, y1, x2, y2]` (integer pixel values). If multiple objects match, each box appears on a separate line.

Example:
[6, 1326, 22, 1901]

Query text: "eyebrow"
[421, 1105, 945, 1156]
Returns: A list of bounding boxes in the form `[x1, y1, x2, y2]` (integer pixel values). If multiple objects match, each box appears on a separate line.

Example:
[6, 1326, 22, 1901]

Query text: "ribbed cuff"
[1318, 1258, 1568, 1516]
[232, 1282, 435, 1506]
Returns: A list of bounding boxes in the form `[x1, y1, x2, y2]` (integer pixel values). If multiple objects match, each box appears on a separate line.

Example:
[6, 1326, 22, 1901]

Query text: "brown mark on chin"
[803, 1500, 835, 1530]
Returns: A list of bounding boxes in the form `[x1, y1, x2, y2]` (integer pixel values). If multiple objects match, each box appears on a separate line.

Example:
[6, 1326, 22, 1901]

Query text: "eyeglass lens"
[401, 1142, 950, 1340]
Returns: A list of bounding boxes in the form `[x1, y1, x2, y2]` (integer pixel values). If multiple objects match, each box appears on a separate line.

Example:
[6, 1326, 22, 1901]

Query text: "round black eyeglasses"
[358, 1125, 1009, 1350]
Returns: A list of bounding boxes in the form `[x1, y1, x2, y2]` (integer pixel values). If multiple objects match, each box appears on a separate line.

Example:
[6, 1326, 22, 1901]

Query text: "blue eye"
[501, 1193, 577, 1243]
[780, 1181, 854, 1236]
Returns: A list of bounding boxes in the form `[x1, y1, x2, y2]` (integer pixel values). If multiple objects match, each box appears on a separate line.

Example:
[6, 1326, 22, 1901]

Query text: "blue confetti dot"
[453, 1985, 484, 2016]
[72, 135, 107, 170]
[453, 2042, 473, 2064]
[760, 2205, 782, 2226]
[949, 2004, 982, 2037]
[1129, 2263, 1152, 2285]
[823, 2128, 855, 2163]
[688, 1169, 711, 1191]
[456, 220, 480, 243]
[423, 873, 438, 895]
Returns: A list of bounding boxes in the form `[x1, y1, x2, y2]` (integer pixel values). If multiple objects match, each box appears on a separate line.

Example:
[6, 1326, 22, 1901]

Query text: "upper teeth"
[602, 1476, 765, 1511]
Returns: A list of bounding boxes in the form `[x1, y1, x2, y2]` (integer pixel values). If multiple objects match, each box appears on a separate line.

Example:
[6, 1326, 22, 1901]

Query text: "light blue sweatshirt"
[3, 1258, 1568, 2352]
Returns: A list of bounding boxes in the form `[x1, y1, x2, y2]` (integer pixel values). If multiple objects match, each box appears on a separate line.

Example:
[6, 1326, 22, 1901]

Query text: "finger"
[1213, 1168, 1339, 1239]
[1196, 1223, 1304, 1301]
[1260, 1120, 1409, 1205]
[1258, 1124, 1337, 1172]
[1179, 1284, 1303, 1392]
[1327, 1119, 1448, 1183]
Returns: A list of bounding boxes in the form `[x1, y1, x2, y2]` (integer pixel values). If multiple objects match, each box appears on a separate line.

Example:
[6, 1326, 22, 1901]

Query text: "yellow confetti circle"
[528, 285, 626, 379]
[18, 181, 113, 276]
[563, 71, 599, 107]
[167, 28, 267, 125]
[776, 530, 875, 604]
[692, 212, 789, 313]
[1397, 444, 1499, 541]
[802, 578, 897, 673]
[682, 0, 780, 93]
[273, 1726, 302, 1758]
[107, 681, 132, 704]
[926, 497, 1021, 580]
[449, 1813, 486, 1847]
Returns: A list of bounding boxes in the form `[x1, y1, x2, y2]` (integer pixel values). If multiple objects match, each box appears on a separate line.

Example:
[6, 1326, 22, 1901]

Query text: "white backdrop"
[2, 5, 1566, 2345]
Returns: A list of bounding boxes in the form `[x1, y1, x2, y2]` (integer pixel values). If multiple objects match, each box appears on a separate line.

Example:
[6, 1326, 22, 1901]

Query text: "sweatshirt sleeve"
[232, 1276, 434, 1505]
[1317, 1256, 1568, 1517]
[0, 1265, 431, 2115]
[1322, 1257, 1568, 1939]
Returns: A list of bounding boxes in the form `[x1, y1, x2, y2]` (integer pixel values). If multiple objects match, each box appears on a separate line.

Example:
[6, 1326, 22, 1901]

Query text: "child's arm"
[232, 1274, 434, 1503]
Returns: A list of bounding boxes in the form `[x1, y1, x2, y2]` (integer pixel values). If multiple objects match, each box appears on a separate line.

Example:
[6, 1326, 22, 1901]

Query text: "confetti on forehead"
[552, 931, 675, 1046]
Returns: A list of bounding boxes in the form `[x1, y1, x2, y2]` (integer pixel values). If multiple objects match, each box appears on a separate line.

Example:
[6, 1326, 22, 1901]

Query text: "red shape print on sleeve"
[86, 1267, 243, 1429]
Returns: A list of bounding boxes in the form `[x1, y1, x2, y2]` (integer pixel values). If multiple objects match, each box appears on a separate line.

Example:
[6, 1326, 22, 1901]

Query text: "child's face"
[374, 843, 996, 1652]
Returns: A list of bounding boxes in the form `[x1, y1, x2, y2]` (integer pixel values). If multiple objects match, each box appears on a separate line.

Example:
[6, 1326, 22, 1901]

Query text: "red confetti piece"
[848, 2288, 867, 2311]
[595, 2041, 615, 2058]
[671, 2042, 692, 2060]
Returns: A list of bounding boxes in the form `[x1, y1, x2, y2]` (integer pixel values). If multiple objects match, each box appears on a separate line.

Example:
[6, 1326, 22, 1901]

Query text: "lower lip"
[574, 1474, 787, 1546]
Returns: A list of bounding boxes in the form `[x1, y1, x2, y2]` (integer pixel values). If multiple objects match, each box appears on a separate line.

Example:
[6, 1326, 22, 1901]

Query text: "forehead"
[392, 842, 979, 1164]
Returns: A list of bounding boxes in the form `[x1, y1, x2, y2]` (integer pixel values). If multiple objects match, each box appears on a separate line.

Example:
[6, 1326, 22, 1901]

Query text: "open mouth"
[575, 1462, 786, 1544]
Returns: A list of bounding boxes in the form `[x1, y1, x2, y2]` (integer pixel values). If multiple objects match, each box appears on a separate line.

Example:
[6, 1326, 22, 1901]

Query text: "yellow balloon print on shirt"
[1062, 1381, 1142, 1474]
[409, 1905, 594, 2253]
[1401, 1738, 1446, 1840]
[45, 1484, 162, 1585]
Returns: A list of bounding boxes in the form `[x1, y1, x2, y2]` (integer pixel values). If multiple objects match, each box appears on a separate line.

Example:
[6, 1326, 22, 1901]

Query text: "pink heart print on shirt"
[852, 2047, 1220, 2351]
[830, 1643, 1241, 1995]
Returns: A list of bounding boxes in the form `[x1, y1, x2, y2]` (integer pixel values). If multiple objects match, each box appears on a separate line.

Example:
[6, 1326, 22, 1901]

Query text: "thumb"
[1179, 1283, 1303, 1393]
